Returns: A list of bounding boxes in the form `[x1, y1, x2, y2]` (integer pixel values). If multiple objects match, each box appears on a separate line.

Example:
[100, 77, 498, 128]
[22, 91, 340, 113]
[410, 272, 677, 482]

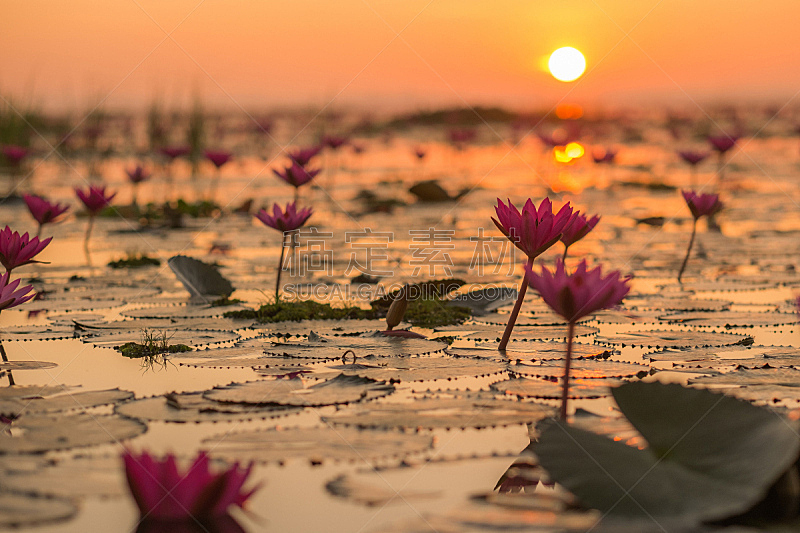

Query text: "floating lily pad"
[265, 334, 446, 360]
[310, 355, 507, 383]
[0, 493, 77, 528]
[625, 297, 732, 312]
[0, 326, 75, 342]
[206, 426, 433, 465]
[490, 376, 620, 399]
[1, 456, 127, 498]
[0, 386, 66, 399]
[115, 392, 302, 423]
[82, 329, 239, 349]
[661, 279, 771, 292]
[22, 299, 121, 313]
[436, 324, 599, 342]
[596, 329, 753, 348]
[509, 359, 649, 379]
[446, 342, 615, 361]
[658, 311, 798, 328]
[205, 373, 394, 407]
[258, 319, 402, 338]
[0, 388, 132, 417]
[592, 309, 664, 325]
[323, 394, 554, 430]
[121, 304, 248, 319]
[0, 361, 57, 371]
[326, 473, 439, 507]
[470, 314, 571, 327]
[74, 317, 250, 332]
[0, 413, 146, 454]
[647, 345, 800, 369]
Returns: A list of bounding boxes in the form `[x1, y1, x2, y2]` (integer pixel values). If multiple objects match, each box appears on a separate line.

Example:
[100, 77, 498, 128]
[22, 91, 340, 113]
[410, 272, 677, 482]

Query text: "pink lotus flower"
[0, 227, 51, 272]
[323, 135, 348, 150]
[678, 190, 723, 282]
[525, 259, 631, 419]
[287, 146, 322, 166]
[708, 135, 738, 154]
[126, 165, 151, 184]
[76, 185, 116, 215]
[678, 150, 709, 166]
[525, 260, 631, 323]
[23, 194, 69, 230]
[560, 212, 600, 259]
[255, 202, 312, 233]
[492, 198, 573, 260]
[493, 197, 573, 351]
[2, 145, 28, 167]
[272, 163, 320, 189]
[159, 146, 191, 160]
[682, 190, 723, 219]
[205, 150, 233, 169]
[0, 271, 35, 311]
[123, 450, 259, 521]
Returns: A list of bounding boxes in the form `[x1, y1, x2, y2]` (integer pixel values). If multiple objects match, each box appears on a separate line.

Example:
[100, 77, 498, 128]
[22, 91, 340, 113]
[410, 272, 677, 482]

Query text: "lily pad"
[0, 389, 132, 417]
[658, 311, 798, 328]
[204, 373, 394, 407]
[1, 456, 127, 498]
[596, 329, 753, 348]
[115, 392, 302, 423]
[647, 345, 800, 369]
[326, 473, 439, 507]
[0, 493, 77, 528]
[0, 326, 75, 342]
[82, 329, 239, 349]
[323, 393, 554, 430]
[206, 426, 434, 465]
[265, 334, 446, 360]
[0, 361, 57, 371]
[309, 355, 507, 383]
[446, 342, 615, 361]
[509, 359, 649, 379]
[0, 413, 146, 454]
[490, 376, 620, 399]
[436, 324, 599, 342]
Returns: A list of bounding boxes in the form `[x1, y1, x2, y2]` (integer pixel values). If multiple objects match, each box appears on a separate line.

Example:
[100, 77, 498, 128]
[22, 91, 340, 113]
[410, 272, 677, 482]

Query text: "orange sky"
[3, 0, 800, 113]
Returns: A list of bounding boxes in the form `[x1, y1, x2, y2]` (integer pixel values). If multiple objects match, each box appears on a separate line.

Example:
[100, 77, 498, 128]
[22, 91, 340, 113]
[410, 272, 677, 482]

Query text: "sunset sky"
[3, 0, 800, 113]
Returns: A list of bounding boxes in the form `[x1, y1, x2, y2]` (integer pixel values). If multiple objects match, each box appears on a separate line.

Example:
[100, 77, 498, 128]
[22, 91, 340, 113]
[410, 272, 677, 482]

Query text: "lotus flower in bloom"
[23, 194, 69, 231]
[678, 150, 709, 166]
[492, 198, 573, 260]
[126, 165, 151, 184]
[708, 135, 738, 154]
[682, 190, 723, 220]
[159, 146, 191, 160]
[204, 150, 233, 169]
[0, 226, 51, 272]
[123, 450, 259, 521]
[76, 185, 116, 215]
[287, 146, 322, 166]
[560, 212, 600, 260]
[493, 197, 573, 350]
[526, 259, 631, 418]
[273, 163, 320, 189]
[2, 145, 28, 167]
[0, 271, 35, 311]
[255, 202, 313, 233]
[678, 190, 723, 282]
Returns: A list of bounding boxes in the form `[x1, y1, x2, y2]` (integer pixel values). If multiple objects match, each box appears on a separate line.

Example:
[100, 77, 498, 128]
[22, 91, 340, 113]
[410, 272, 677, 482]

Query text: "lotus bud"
[386, 285, 409, 331]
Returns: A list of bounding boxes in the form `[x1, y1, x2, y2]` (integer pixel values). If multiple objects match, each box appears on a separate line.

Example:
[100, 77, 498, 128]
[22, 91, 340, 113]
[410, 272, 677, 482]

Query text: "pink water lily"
[255, 202, 313, 300]
[678, 190, 723, 282]
[525, 259, 631, 419]
[678, 150, 709, 166]
[0, 271, 35, 311]
[126, 165, 151, 184]
[205, 150, 233, 169]
[76, 185, 116, 215]
[2, 145, 28, 167]
[560, 212, 600, 260]
[708, 135, 738, 154]
[0, 226, 51, 272]
[123, 450, 259, 521]
[287, 146, 322, 166]
[273, 162, 320, 189]
[23, 194, 69, 235]
[159, 146, 191, 160]
[493, 198, 573, 350]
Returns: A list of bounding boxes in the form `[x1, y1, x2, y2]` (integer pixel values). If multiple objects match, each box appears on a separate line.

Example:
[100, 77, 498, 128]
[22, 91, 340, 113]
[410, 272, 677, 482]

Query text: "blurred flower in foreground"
[678, 190, 723, 283]
[123, 450, 259, 522]
[492, 197, 573, 350]
[23, 194, 69, 237]
[526, 259, 631, 419]
[0, 226, 51, 273]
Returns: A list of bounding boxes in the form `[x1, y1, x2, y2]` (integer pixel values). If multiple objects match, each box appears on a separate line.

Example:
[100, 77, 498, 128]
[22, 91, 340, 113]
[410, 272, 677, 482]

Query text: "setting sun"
[548, 47, 586, 82]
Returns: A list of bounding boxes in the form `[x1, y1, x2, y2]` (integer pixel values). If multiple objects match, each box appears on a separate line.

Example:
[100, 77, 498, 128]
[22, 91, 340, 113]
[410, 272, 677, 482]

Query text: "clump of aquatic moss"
[108, 253, 161, 269]
[210, 296, 244, 307]
[404, 298, 471, 328]
[116, 329, 192, 359]
[224, 300, 376, 323]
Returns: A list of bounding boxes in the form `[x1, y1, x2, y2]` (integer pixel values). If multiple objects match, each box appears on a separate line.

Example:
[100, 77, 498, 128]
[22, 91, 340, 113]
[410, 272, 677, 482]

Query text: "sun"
[548, 47, 586, 82]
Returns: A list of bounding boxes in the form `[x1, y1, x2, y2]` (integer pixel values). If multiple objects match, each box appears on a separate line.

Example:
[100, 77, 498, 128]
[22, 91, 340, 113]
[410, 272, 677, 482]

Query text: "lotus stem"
[84, 215, 95, 254]
[275, 231, 288, 301]
[562, 245, 569, 263]
[0, 343, 14, 386]
[560, 321, 576, 420]
[498, 256, 535, 351]
[35, 223, 42, 239]
[677, 219, 697, 283]
[294, 187, 299, 204]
